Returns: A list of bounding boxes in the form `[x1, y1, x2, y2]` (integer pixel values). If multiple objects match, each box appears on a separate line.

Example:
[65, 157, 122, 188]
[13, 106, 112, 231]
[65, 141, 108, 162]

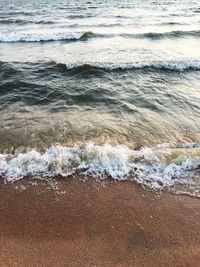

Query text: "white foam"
[0, 32, 86, 42]
[0, 143, 199, 190]
[65, 60, 200, 71]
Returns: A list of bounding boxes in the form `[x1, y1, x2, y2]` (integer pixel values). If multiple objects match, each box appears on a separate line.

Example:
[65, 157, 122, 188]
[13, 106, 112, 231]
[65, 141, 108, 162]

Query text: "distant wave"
[0, 31, 94, 42]
[0, 142, 200, 191]
[0, 19, 54, 25]
[134, 30, 200, 39]
[105, 30, 200, 39]
[1, 29, 200, 42]
[0, 18, 26, 24]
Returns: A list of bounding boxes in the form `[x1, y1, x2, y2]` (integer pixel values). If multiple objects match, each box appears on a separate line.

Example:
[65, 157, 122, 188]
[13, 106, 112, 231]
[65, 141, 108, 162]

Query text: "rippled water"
[0, 0, 200, 193]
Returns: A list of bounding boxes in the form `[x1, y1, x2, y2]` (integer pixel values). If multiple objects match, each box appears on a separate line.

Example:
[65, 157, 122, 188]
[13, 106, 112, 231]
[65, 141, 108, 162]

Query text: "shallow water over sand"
[0, 0, 199, 193]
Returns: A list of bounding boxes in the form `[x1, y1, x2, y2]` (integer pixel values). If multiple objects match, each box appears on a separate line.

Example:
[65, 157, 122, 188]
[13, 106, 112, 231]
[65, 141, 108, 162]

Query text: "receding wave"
[0, 31, 94, 42]
[0, 142, 199, 193]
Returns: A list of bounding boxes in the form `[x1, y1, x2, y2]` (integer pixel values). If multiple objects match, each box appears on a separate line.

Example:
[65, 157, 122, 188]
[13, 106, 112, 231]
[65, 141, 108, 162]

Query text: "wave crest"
[61, 60, 200, 72]
[1, 60, 200, 73]
[0, 31, 94, 42]
[1, 29, 200, 42]
[137, 30, 200, 39]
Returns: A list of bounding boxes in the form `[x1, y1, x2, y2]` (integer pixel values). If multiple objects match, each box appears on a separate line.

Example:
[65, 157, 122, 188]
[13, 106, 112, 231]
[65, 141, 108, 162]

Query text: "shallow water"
[0, 0, 199, 192]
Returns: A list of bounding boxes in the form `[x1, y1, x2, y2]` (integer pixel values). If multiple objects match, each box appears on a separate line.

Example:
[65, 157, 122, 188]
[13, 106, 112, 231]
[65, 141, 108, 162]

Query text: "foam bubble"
[0, 142, 199, 190]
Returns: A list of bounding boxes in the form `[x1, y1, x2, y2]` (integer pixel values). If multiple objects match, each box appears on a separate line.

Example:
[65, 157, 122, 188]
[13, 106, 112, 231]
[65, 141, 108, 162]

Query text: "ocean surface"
[0, 0, 200, 195]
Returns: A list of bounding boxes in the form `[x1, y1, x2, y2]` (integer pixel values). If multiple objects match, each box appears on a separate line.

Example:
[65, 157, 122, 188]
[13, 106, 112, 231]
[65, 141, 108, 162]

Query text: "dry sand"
[0, 177, 200, 267]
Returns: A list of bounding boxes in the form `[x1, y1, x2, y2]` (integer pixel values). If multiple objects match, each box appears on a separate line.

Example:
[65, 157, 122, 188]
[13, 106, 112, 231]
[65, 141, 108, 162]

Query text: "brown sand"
[0, 177, 200, 267]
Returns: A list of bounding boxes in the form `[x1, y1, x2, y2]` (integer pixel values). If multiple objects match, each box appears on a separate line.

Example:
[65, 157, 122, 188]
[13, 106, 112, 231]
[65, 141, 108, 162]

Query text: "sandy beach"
[0, 177, 199, 267]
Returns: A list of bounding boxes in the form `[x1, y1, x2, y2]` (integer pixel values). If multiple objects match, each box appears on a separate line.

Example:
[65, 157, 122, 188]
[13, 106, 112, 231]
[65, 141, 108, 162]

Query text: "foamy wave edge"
[65, 60, 200, 71]
[0, 142, 199, 190]
[1, 30, 200, 42]
[0, 31, 93, 42]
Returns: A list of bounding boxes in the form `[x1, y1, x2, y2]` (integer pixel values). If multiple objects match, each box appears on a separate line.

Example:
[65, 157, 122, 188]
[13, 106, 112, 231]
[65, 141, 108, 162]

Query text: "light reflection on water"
[0, 0, 199, 148]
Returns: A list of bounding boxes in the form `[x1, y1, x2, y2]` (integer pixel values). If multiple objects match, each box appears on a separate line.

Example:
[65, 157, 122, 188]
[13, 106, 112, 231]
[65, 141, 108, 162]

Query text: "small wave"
[1, 60, 200, 73]
[62, 60, 200, 72]
[108, 30, 200, 40]
[0, 142, 199, 191]
[141, 30, 200, 39]
[6, 11, 36, 16]
[0, 19, 25, 24]
[160, 22, 184, 26]
[35, 20, 55, 25]
[0, 31, 94, 42]
[1, 29, 200, 42]
[67, 14, 94, 19]
[0, 18, 54, 25]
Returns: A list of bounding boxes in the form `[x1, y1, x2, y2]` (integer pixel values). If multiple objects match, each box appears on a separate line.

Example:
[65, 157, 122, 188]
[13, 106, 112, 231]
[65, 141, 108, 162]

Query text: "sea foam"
[1, 30, 200, 42]
[65, 60, 200, 71]
[0, 142, 199, 190]
[0, 31, 93, 42]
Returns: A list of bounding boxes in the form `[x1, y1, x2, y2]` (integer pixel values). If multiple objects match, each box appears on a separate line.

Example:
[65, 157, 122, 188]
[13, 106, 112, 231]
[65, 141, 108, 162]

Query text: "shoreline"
[0, 177, 200, 266]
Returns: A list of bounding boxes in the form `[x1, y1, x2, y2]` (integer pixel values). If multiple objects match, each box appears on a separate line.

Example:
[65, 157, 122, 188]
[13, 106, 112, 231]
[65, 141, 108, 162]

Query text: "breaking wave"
[0, 142, 200, 191]
[1, 29, 200, 42]
[0, 31, 94, 42]
[1, 60, 200, 73]
[61, 60, 200, 72]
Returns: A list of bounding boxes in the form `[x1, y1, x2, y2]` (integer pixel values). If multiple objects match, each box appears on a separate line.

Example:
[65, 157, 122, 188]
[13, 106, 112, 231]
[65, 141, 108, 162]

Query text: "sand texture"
[0, 177, 200, 267]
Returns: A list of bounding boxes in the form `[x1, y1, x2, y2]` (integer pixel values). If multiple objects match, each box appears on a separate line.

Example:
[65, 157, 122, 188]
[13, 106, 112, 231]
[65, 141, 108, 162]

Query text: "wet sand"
[0, 177, 200, 267]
